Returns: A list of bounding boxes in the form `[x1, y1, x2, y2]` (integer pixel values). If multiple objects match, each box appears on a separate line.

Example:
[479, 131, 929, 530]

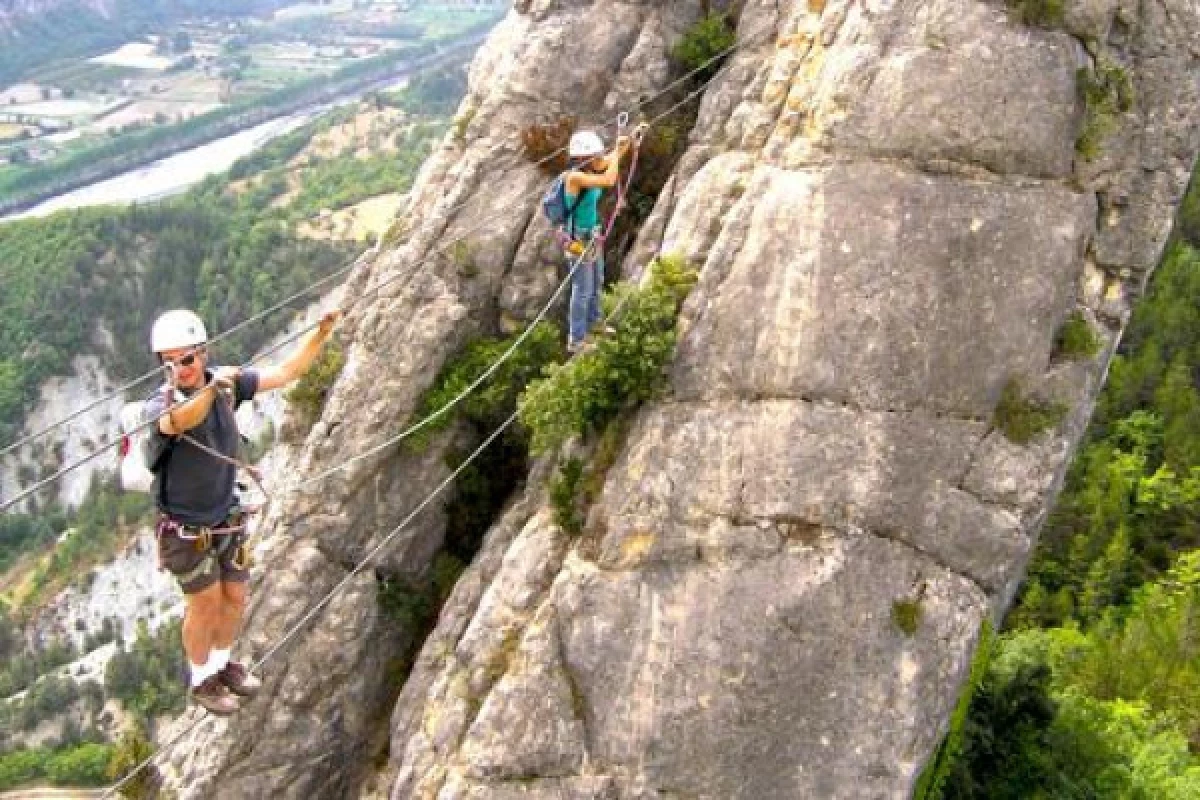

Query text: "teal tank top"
[566, 185, 603, 232]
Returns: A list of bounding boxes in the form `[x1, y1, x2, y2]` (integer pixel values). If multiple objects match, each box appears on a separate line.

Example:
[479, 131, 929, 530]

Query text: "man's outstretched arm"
[256, 310, 342, 392]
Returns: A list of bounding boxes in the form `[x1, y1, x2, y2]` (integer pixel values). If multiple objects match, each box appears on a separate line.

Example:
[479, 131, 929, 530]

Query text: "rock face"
[163, 1, 1200, 798]
[0, 355, 124, 511]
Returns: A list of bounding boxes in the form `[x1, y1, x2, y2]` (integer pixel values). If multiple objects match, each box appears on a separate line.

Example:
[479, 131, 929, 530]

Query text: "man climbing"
[561, 127, 639, 352]
[144, 308, 340, 715]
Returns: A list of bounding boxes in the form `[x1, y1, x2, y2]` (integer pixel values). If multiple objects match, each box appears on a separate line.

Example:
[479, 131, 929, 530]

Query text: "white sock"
[190, 659, 212, 688]
[211, 647, 232, 672]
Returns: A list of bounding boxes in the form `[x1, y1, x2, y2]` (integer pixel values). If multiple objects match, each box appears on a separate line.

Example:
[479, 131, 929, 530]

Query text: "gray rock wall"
[163, 1, 1200, 798]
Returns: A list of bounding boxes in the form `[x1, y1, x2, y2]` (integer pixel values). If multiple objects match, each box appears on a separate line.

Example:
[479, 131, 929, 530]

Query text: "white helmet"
[151, 309, 208, 353]
[568, 130, 605, 159]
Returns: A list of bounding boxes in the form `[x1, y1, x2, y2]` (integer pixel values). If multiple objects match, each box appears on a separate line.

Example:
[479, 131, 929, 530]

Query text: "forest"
[923, 171, 1200, 798]
[0, 79, 456, 447]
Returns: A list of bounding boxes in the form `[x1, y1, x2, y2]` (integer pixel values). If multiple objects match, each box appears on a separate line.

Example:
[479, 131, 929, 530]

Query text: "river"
[8, 112, 318, 220]
[2, 31, 488, 221]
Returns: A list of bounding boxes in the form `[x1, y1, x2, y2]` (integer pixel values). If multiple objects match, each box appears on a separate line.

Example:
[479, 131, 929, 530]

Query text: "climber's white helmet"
[151, 309, 208, 353]
[568, 130, 605, 159]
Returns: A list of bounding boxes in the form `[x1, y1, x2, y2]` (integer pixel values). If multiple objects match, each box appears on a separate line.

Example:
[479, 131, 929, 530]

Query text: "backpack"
[541, 172, 585, 235]
[117, 385, 180, 494]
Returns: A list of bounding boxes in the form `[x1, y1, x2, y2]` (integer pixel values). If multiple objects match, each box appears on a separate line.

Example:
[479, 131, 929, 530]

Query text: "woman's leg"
[567, 250, 596, 346]
[588, 247, 605, 331]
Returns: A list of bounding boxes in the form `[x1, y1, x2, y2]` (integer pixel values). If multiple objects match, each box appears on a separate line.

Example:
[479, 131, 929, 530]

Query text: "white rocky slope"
[0, 355, 124, 512]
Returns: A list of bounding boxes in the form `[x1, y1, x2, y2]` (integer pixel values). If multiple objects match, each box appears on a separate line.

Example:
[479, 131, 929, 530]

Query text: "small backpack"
[117, 385, 180, 494]
[541, 172, 585, 235]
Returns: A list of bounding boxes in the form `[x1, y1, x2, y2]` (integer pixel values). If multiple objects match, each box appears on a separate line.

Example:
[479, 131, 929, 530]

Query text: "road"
[0, 788, 107, 800]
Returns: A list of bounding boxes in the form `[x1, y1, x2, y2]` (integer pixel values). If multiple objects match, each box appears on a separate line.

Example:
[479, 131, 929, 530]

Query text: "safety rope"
[294, 238, 597, 490]
[0, 26, 749, 514]
[103, 239, 596, 800]
[0, 22, 749, 462]
[178, 387, 272, 507]
[98, 32, 765, 794]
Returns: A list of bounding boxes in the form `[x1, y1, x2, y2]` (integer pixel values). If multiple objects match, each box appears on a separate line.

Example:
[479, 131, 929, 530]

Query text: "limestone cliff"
[162, 1, 1200, 798]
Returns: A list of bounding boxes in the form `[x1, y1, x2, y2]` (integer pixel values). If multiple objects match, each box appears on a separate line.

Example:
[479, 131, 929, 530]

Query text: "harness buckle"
[193, 528, 212, 552]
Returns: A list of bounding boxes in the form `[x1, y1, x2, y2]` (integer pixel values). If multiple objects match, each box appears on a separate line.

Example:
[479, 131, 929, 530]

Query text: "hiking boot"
[191, 676, 240, 716]
[218, 661, 262, 697]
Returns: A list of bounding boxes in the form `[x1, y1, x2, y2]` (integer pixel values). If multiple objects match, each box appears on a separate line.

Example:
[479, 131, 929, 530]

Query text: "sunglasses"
[162, 348, 205, 369]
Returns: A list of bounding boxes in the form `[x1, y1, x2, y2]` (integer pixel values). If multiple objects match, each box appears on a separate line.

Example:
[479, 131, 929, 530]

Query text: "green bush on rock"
[519, 255, 698, 455]
[994, 378, 1068, 445]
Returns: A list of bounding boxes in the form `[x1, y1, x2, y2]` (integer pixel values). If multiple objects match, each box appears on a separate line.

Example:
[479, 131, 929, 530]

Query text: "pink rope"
[600, 133, 641, 243]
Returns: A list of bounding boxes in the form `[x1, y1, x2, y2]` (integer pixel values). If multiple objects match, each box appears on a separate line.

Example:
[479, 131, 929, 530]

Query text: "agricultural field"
[0, 1, 502, 204]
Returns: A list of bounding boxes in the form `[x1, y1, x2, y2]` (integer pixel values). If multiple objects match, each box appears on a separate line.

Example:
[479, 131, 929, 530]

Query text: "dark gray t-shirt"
[143, 368, 259, 526]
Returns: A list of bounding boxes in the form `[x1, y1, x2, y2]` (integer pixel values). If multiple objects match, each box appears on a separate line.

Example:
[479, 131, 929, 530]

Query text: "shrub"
[104, 619, 185, 721]
[994, 379, 1068, 444]
[1007, 0, 1065, 27]
[107, 723, 159, 799]
[431, 552, 466, 604]
[519, 255, 698, 454]
[671, 13, 737, 81]
[377, 575, 434, 630]
[519, 115, 575, 175]
[0, 741, 115, 791]
[441, 433, 529, 561]
[1076, 61, 1134, 161]
[1177, 181, 1200, 246]
[550, 457, 585, 536]
[1054, 311, 1101, 360]
[408, 321, 562, 451]
[285, 338, 345, 434]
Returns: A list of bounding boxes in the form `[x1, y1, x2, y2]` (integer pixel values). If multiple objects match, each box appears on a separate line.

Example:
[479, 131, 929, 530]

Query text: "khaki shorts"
[156, 515, 250, 594]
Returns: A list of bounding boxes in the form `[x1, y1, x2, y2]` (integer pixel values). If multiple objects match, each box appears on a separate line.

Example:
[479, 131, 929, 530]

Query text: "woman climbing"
[561, 126, 641, 352]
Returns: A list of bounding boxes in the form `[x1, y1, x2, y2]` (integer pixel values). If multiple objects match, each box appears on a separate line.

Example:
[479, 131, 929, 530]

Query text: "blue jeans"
[567, 244, 604, 346]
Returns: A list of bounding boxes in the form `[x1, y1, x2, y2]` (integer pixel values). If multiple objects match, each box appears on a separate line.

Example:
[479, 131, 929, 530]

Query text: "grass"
[994, 378, 1068, 444]
[453, 107, 475, 142]
[284, 338, 345, 436]
[550, 456, 586, 536]
[1076, 61, 1134, 161]
[1054, 311, 1101, 360]
[1007, 0, 1065, 27]
[547, 417, 630, 538]
[892, 598, 923, 636]
[914, 622, 995, 799]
